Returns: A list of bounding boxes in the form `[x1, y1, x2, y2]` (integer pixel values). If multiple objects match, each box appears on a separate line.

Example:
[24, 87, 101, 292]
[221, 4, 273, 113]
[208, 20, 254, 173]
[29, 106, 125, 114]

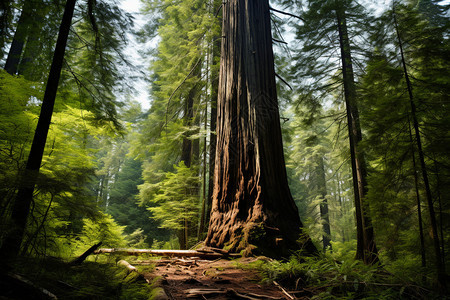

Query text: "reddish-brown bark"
[205, 0, 316, 257]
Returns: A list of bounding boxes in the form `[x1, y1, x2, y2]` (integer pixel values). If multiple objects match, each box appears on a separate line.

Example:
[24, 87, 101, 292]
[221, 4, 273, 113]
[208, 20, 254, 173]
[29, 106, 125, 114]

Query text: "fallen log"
[94, 248, 241, 259]
[118, 260, 137, 273]
[116, 260, 149, 284]
[196, 247, 230, 255]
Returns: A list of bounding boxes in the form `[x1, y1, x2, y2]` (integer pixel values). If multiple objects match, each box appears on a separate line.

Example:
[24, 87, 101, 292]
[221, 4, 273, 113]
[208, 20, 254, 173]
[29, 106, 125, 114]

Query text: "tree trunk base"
[207, 219, 315, 258]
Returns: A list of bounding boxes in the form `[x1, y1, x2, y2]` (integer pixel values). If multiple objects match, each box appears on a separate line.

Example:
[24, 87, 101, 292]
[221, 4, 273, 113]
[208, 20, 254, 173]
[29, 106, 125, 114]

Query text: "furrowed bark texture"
[205, 0, 315, 257]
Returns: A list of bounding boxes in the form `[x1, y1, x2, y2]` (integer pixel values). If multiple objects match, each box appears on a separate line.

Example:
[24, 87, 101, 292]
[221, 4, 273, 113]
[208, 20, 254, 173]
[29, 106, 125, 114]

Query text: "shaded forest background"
[0, 0, 449, 295]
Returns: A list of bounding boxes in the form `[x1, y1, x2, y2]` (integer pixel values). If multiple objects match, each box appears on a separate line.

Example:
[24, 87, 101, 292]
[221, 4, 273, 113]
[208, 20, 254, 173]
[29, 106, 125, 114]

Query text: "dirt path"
[138, 257, 293, 299]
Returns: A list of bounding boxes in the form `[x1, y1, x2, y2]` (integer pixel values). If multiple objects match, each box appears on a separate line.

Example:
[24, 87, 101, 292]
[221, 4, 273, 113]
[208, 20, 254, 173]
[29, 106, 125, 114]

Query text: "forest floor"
[136, 256, 300, 299]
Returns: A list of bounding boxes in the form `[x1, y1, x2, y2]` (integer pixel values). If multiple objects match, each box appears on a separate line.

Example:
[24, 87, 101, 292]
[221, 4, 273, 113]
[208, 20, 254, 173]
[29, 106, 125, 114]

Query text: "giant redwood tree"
[205, 0, 316, 257]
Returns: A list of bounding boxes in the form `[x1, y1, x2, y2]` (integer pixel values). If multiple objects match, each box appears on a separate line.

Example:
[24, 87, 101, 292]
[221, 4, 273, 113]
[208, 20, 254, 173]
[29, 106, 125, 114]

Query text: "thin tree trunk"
[198, 81, 209, 239]
[335, 4, 378, 264]
[317, 157, 331, 251]
[336, 172, 346, 242]
[4, 1, 34, 75]
[206, 20, 219, 228]
[205, 0, 316, 257]
[180, 91, 194, 168]
[433, 162, 445, 272]
[0, 0, 77, 265]
[393, 4, 445, 288]
[0, 0, 14, 58]
[408, 117, 426, 270]
[17, 6, 45, 81]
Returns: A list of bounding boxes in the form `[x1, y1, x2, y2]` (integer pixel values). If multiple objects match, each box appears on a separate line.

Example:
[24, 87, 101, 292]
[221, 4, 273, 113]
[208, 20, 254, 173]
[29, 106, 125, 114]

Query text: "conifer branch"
[215, 4, 223, 17]
[269, 6, 305, 22]
[272, 38, 287, 44]
[275, 73, 293, 90]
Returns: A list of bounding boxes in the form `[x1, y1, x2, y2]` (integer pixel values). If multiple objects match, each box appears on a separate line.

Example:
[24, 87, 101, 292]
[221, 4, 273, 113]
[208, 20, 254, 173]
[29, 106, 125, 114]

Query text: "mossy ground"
[3, 256, 153, 300]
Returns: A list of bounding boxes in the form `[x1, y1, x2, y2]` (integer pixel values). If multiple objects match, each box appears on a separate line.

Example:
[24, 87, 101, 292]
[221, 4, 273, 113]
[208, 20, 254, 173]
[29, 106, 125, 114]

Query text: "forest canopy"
[0, 0, 449, 298]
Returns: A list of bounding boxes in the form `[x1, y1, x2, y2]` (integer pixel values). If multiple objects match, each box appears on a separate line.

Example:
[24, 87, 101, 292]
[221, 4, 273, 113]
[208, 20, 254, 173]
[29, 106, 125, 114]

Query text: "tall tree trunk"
[0, 0, 77, 265]
[0, 0, 13, 59]
[206, 0, 220, 228]
[198, 100, 208, 239]
[17, 16, 44, 81]
[393, 5, 445, 288]
[408, 117, 426, 270]
[317, 157, 331, 251]
[335, 172, 346, 242]
[335, 4, 378, 264]
[4, 1, 34, 75]
[205, 0, 316, 258]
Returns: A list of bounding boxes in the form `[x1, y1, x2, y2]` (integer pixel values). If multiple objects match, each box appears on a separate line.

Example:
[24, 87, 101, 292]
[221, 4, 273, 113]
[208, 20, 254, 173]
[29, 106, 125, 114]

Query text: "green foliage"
[147, 162, 200, 233]
[0, 71, 42, 210]
[76, 212, 128, 252]
[0, 72, 118, 256]
[359, 0, 450, 282]
[253, 248, 440, 299]
[132, 0, 221, 247]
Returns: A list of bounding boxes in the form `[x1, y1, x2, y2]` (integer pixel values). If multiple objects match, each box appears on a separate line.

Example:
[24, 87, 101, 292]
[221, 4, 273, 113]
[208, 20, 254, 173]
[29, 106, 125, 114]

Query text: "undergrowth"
[10, 256, 154, 299]
[251, 252, 447, 300]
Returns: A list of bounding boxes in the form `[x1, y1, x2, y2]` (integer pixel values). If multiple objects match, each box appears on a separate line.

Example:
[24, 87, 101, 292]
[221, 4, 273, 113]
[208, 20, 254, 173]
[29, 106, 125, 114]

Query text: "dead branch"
[70, 242, 102, 265]
[273, 281, 294, 300]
